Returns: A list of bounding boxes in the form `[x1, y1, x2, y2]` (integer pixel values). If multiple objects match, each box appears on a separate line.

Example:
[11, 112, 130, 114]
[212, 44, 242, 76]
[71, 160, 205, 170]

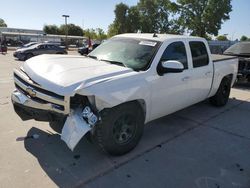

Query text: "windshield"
[88, 37, 160, 71]
[224, 42, 250, 55]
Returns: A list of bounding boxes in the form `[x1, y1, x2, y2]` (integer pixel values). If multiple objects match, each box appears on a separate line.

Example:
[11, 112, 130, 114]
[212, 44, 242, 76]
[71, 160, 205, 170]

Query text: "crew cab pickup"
[11, 34, 238, 155]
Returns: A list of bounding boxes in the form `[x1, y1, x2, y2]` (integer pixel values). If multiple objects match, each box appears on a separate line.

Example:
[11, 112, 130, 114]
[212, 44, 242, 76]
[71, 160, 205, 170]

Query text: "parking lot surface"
[0, 52, 250, 188]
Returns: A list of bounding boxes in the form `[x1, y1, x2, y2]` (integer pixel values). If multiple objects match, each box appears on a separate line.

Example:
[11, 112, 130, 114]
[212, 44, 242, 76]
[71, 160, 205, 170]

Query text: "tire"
[210, 77, 231, 107]
[94, 102, 145, 156]
[49, 117, 66, 133]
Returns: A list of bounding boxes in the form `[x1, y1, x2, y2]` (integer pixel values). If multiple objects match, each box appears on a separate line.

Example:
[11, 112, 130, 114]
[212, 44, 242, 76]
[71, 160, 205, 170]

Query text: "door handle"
[205, 71, 212, 76]
[182, 76, 190, 81]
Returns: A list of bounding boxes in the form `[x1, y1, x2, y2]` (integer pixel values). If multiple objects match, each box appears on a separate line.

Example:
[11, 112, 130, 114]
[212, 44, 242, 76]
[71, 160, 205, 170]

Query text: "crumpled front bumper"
[12, 90, 97, 151]
[12, 90, 66, 121]
[12, 68, 99, 151]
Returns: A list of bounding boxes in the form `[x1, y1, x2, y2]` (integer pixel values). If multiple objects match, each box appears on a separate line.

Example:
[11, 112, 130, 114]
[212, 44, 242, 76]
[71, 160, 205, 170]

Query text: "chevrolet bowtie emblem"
[26, 87, 36, 97]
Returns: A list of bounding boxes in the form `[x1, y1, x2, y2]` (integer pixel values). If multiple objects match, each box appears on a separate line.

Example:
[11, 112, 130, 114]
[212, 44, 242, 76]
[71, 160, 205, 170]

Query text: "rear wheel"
[210, 77, 231, 107]
[94, 102, 145, 156]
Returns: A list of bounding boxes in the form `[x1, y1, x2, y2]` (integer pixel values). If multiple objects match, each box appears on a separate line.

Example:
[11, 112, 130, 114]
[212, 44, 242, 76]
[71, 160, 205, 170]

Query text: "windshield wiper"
[100, 59, 126, 67]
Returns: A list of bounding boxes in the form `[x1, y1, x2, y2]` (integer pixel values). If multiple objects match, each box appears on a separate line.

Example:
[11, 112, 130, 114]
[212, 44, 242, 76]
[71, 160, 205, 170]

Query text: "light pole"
[62, 15, 69, 49]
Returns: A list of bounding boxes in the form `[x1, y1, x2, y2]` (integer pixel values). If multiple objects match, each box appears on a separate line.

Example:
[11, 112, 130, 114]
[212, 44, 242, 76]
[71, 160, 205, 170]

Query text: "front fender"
[75, 73, 151, 122]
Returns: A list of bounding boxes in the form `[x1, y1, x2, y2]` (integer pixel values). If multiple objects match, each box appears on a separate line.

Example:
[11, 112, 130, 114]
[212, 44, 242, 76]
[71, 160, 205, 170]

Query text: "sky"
[0, 0, 249, 40]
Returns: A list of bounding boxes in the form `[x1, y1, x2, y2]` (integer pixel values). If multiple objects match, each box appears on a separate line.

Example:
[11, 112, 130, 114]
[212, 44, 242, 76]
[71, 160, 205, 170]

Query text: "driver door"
[150, 41, 193, 120]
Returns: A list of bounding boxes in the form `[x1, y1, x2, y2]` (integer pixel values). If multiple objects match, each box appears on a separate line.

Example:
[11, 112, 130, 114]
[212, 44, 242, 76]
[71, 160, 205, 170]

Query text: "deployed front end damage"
[12, 83, 101, 151]
[61, 106, 99, 151]
[11, 57, 148, 151]
[60, 94, 100, 151]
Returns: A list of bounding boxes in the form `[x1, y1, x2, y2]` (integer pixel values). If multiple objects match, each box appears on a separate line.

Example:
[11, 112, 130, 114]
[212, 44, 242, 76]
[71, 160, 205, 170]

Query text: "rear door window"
[189, 41, 209, 68]
[160, 42, 188, 69]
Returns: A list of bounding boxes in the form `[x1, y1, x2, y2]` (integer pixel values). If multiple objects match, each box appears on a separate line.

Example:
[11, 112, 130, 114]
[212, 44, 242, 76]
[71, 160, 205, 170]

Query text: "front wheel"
[210, 77, 231, 107]
[94, 102, 145, 156]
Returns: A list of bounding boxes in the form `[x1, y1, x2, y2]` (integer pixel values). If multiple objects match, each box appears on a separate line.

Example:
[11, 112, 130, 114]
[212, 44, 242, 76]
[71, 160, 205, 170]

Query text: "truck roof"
[114, 33, 203, 42]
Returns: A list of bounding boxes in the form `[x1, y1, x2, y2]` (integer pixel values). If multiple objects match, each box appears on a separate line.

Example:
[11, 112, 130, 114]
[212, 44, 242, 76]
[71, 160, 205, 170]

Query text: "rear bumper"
[12, 90, 66, 121]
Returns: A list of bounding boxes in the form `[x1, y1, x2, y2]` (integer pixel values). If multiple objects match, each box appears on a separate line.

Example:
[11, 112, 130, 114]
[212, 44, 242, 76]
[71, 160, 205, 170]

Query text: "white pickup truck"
[11, 34, 238, 155]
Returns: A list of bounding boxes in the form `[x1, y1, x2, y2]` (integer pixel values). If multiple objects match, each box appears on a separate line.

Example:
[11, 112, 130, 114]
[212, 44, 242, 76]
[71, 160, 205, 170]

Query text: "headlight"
[81, 106, 98, 127]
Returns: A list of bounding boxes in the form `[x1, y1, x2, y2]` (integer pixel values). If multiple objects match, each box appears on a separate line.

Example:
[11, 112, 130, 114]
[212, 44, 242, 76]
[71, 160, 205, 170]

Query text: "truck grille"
[13, 69, 69, 114]
[14, 73, 64, 100]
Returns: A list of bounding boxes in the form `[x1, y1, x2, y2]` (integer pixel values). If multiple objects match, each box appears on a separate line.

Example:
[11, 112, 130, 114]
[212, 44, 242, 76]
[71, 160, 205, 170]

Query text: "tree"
[108, 0, 183, 36]
[137, 0, 159, 33]
[113, 3, 129, 34]
[43, 25, 60, 34]
[107, 4, 140, 36]
[126, 6, 141, 33]
[107, 23, 119, 37]
[174, 0, 232, 38]
[0, 18, 7, 27]
[83, 28, 107, 40]
[59, 24, 83, 36]
[95, 28, 107, 40]
[216, 35, 228, 41]
[137, 0, 180, 33]
[43, 24, 83, 36]
[240, 35, 248, 41]
[83, 28, 97, 39]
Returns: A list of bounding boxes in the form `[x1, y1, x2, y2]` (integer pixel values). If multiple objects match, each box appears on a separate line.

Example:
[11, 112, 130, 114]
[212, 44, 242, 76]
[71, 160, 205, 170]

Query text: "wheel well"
[223, 74, 233, 85]
[135, 99, 146, 118]
[102, 100, 147, 120]
[118, 100, 146, 119]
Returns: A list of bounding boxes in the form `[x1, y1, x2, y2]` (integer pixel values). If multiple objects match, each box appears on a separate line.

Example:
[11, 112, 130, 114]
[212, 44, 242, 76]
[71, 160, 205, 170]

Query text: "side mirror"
[157, 60, 184, 75]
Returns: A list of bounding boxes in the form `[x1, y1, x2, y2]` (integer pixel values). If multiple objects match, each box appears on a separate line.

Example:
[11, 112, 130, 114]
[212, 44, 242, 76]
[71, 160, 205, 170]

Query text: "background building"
[0, 27, 86, 47]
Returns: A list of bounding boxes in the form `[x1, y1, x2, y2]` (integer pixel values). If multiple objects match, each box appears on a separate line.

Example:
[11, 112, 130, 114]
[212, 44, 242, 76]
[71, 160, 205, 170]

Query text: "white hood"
[23, 55, 133, 95]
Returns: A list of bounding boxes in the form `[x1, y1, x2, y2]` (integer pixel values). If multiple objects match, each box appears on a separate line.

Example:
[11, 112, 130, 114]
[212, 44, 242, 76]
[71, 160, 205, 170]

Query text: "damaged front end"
[61, 95, 100, 151]
[12, 69, 101, 151]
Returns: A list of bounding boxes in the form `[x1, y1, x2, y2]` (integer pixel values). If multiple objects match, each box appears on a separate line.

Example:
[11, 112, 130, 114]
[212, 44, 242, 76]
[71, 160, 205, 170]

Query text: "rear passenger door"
[45, 45, 54, 54]
[49, 45, 60, 54]
[188, 41, 213, 103]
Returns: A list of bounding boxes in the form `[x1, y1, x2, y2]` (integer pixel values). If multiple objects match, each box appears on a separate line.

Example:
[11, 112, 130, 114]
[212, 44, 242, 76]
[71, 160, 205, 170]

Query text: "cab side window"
[189, 41, 209, 68]
[160, 42, 188, 69]
[38, 45, 45, 49]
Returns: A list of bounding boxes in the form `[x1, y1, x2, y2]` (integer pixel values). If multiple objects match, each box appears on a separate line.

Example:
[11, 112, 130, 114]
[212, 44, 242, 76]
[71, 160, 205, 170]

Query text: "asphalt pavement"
[0, 51, 250, 188]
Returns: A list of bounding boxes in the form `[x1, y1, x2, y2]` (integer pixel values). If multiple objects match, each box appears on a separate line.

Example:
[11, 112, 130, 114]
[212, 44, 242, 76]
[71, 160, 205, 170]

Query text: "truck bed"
[212, 54, 238, 63]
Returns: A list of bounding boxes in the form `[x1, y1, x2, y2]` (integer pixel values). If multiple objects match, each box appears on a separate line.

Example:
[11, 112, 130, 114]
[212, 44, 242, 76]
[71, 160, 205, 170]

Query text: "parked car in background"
[78, 43, 100, 55]
[224, 42, 250, 82]
[17, 42, 38, 49]
[78, 44, 88, 55]
[13, 43, 67, 61]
